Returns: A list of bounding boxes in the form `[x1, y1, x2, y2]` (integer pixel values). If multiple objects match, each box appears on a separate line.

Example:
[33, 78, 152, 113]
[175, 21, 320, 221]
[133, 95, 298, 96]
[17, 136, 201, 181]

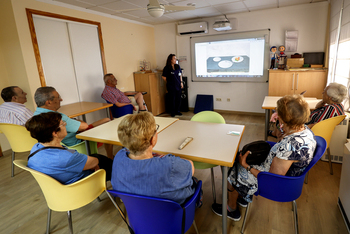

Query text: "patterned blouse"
[228, 126, 316, 201]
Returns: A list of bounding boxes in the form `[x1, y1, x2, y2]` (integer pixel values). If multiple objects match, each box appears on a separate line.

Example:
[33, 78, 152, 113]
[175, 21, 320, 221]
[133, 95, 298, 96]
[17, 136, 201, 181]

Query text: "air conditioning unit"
[177, 22, 208, 35]
[321, 116, 349, 163]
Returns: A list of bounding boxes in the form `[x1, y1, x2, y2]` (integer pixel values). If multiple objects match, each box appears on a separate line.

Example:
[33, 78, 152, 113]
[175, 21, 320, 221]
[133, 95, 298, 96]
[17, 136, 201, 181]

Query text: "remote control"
[179, 137, 193, 150]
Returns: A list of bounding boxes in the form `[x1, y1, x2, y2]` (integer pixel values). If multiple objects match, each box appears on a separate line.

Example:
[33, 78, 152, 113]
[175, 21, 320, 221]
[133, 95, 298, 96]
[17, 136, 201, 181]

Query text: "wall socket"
[216, 98, 222, 101]
[227, 98, 230, 102]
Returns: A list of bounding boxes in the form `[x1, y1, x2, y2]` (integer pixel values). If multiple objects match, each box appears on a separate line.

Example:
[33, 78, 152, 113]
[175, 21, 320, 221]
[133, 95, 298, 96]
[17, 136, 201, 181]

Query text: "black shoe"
[211, 203, 241, 221]
[237, 197, 248, 208]
[176, 112, 182, 116]
[171, 114, 175, 117]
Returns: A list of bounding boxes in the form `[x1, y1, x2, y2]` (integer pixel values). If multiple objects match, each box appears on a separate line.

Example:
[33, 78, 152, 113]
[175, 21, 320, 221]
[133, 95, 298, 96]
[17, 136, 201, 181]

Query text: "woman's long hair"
[165, 54, 179, 70]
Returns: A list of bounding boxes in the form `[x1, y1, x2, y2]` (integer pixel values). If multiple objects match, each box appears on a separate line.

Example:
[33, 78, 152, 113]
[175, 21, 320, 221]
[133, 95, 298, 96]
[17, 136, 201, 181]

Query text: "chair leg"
[97, 196, 102, 202]
[67, 211, 73, 234]
[210, 168, 216, 204]
[327, 148, 333, 175]
[292, 200, 299, 234]
[240, 202, 251, 234]
[11, 151, 15, 177]
[193, 220, 199, 234]
[46, 208, 51, 234]
[304, 171, 309, 184]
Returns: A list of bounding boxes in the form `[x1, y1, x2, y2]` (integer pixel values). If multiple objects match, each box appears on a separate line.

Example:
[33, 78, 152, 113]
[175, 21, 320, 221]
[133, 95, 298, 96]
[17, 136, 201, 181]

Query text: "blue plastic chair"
[107, 180, 202, 234]
[104, 100, 133, 118]
[240, 136, 327, 234]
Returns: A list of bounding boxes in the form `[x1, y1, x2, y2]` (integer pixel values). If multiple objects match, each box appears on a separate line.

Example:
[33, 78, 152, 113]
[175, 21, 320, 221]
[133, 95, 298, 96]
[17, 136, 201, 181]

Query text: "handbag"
[239, 141, 271, 166]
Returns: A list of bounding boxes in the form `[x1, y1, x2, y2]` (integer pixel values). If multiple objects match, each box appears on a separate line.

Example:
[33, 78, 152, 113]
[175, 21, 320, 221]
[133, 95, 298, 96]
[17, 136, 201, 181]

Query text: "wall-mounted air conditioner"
[177, 22, 208, 35]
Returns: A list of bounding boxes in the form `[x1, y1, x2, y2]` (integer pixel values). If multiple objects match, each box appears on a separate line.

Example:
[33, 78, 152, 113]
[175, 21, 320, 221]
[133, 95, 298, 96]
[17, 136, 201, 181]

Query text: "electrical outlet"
[216, 98, 222, 101]
[227, 98, 230, 102]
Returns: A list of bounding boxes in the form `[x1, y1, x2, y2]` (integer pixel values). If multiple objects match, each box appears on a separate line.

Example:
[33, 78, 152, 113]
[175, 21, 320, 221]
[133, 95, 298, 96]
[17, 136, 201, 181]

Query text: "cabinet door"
[134, 74, 152, 112]
[268, 72, 295, 96]
[295, 71, 326, 99]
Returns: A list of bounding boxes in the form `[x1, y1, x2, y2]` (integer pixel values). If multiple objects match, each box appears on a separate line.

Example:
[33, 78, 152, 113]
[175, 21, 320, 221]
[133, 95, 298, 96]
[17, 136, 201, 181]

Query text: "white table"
[76, 115, 179, 148]
[154, 120, 245, 234]
[262, 96, 321, 140]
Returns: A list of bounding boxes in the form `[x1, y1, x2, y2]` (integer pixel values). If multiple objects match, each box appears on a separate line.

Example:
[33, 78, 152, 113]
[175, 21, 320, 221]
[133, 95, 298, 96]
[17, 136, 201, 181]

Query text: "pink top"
[101, 86, 131, 104]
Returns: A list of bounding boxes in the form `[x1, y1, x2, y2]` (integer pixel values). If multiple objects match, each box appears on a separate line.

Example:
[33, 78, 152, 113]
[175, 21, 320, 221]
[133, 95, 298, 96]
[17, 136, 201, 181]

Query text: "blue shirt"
[162, 65, 182, 91]
[111, 148, 194, 204]
[28, 143, 92, 184]
[34, 107, 81, 146]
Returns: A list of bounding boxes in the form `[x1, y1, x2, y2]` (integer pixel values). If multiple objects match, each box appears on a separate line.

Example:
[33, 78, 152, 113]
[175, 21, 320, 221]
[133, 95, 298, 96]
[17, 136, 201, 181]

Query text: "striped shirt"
[307, 103, 344, 125]
[0, 102, 33, 125]
[101, 86, 131, 104]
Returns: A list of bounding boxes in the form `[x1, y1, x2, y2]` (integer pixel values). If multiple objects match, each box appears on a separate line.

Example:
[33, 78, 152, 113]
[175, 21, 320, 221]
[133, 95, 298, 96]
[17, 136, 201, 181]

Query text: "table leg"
[82, 114, 87, 123]
[85, 140, 91, 155]
[106, 108, 111, 119]
[222, 166, 228, 234]
[265, 109, 269, 141]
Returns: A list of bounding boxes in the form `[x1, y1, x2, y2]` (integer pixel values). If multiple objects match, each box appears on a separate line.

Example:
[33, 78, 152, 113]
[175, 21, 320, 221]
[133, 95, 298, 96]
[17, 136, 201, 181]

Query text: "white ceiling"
[48, 0, 328, 25]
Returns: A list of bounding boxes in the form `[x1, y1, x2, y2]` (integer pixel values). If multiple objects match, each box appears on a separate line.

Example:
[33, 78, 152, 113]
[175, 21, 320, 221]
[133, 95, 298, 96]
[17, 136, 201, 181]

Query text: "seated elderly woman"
[25, 112, 112, 184]
[269, 82, 347, 138]
[212, 95, 316, 221]
[111, 112, 195, 204]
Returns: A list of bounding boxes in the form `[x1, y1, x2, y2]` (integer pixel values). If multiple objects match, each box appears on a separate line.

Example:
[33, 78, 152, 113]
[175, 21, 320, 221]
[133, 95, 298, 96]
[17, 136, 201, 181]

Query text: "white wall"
[155, 2, 329, 113]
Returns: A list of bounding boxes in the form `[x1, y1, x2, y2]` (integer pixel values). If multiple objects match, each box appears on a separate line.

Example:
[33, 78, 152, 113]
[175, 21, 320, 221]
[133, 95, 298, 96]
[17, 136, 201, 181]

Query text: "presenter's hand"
[181, 83, 184, 89]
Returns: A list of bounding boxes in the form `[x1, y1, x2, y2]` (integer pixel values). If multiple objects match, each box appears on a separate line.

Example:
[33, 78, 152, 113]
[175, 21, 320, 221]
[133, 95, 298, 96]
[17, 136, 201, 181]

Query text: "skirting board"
[338, 198, 350, 233]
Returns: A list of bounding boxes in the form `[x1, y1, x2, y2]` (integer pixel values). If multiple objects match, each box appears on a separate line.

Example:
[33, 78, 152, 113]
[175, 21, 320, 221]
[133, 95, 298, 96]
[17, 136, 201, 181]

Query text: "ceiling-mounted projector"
[213, 20, 232, 31]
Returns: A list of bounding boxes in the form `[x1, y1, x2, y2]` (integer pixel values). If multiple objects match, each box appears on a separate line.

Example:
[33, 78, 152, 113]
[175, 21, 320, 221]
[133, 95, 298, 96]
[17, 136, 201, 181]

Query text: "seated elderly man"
[101, 73, 146, 112]
[0, 86, 33, 125]
[33, 86, 114, 159]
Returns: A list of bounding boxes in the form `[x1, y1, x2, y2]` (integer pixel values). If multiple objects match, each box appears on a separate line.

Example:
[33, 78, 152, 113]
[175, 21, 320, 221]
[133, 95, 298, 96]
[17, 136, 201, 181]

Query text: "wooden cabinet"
[268, 69, 327, 99]
[134, 72, 167, 116]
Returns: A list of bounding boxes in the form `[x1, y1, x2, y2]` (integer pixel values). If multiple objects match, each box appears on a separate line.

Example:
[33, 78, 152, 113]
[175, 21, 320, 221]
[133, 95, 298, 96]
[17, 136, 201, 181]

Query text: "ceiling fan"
[115, 0, 196, 18]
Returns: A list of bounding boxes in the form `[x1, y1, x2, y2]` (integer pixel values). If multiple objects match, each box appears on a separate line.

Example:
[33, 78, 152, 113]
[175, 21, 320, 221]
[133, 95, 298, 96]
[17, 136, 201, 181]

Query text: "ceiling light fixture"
[147, 4, 165, 18]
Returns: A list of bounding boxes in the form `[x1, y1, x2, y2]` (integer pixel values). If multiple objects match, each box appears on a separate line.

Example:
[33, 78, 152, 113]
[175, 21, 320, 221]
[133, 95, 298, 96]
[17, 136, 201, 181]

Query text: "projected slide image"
[207, 56, 250, 73]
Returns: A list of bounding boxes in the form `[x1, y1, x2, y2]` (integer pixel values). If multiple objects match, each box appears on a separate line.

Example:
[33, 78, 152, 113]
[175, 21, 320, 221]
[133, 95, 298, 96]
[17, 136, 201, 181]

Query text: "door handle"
[296, 74, 299, 90]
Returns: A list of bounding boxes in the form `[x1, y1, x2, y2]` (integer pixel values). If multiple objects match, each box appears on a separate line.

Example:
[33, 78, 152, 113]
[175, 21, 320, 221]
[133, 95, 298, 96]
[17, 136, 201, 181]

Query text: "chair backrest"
[190, 111, 226, 124]
[256, 136, 326, 202]
[104, 100, 133, 118]
[311, 115, 346, 148]
[13, 160, 106, 211]
[61, 141, 98, 155]
[0, 123, 37, 152]
[191, 111, 225, 169]
[108, 181, 202, 234]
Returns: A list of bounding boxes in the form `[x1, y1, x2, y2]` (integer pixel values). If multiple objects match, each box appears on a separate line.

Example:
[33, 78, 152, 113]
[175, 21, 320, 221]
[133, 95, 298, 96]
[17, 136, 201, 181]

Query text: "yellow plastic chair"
[61, 140, 98, 155]
[190, 111, 225, 204]
[0, 123, 37, 177]
[311, 115, 346, 175]
[13, 160, 106, 234]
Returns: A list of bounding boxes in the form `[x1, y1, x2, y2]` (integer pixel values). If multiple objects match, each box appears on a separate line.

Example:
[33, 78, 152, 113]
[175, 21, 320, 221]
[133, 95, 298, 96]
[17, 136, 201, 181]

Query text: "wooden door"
[134, 73, 152, 112]
[295, 71, 327, 99]
[268, 71, 295, 96]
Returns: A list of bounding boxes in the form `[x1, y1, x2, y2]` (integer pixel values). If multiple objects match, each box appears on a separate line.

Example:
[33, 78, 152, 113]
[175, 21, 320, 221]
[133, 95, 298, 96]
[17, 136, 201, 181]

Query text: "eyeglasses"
[57, 121, 67, 130]
[150, 124, 159, 141]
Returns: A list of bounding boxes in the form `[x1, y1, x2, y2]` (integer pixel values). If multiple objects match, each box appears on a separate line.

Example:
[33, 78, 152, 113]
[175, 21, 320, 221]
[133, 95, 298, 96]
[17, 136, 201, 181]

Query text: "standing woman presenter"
[162, 54, 183, 117]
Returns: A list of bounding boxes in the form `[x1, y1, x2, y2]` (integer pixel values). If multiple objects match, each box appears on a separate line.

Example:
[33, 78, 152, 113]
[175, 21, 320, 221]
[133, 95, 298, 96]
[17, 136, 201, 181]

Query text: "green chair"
[61, 140, 98, 155]
[190, 111, 225, 203]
